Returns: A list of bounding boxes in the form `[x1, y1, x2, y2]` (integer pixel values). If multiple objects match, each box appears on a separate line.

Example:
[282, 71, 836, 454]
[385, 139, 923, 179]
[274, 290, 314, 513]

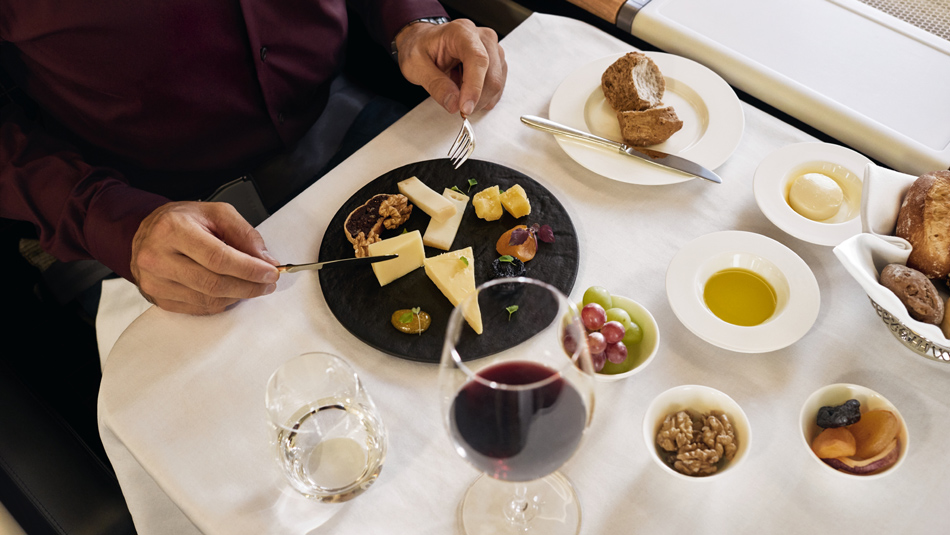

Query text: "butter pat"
[424, 246, 482, 334]
[787, 172, 844, 221]
[398, 176, 457, 223]
[367, 230, 424, 286]
[423, 189, 469, 250]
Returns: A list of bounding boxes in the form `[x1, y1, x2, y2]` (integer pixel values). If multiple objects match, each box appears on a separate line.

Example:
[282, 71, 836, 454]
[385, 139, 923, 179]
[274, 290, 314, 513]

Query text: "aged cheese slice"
[423, 189, 469, 250]
[397, 176, 457, 223]
[367, 230, 424, 286]
[424, 246, 482, 334]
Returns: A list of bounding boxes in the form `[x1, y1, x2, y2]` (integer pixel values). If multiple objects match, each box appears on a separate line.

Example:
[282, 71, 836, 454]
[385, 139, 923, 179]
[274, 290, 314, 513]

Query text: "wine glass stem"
[503, 482, 537, 528]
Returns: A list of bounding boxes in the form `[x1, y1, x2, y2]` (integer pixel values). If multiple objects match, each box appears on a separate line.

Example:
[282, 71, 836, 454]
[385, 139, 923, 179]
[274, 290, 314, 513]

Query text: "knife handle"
[520, 115, 621, 152]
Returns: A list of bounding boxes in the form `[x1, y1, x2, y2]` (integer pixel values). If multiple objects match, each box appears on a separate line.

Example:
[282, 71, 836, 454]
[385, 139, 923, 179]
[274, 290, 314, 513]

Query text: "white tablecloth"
[98, 13, 950, 535]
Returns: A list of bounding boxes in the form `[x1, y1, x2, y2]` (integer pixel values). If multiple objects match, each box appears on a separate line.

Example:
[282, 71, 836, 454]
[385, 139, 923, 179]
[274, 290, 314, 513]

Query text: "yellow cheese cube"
[472, 186, 503, 221]
[499, 184, 531, 218]
[367, 230, 425, 286]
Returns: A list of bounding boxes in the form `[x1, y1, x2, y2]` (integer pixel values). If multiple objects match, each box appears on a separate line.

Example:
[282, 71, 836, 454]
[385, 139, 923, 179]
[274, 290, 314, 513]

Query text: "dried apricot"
[496, 225, 537, 262]
[811, 427, 857, 459]
[848, 409, 899, 459]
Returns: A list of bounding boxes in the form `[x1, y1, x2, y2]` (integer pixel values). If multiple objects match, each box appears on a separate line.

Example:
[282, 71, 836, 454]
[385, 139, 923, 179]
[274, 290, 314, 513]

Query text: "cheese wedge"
[424, 246, 482, 334]
[423, 189, 469, 250]
[367, 230, 424, 286]
[397, 176, 457, 223]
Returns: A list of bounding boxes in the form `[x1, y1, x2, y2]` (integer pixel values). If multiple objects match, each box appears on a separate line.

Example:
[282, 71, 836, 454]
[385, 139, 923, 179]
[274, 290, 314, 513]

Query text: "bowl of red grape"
[578, 286, 660, 381]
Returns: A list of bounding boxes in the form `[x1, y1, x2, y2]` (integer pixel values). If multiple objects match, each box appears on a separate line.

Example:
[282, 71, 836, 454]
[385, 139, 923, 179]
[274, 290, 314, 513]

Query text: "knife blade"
[520, 115, 722, 184]
[277, 254, 398, 274]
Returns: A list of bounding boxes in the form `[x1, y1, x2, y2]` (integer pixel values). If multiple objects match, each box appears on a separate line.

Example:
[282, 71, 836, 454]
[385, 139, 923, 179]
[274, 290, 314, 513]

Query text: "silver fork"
[447, 112, 475, 169]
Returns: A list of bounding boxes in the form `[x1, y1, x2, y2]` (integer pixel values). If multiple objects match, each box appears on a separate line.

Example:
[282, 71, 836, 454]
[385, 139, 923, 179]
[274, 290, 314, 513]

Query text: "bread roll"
[880, 264, 944, 324]
[601, 52, 665, 112]
[895, 170, 950, 279]
[618, 106, 683, 147]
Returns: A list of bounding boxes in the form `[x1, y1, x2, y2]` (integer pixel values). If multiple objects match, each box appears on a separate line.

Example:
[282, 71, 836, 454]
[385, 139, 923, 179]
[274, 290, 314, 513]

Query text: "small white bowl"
[666, 231, 821, 353]
[799, 383, 909, 480]
[593, 295, 660, 382]
[642, 385, 752, 480]
[754, 142, 870, 246]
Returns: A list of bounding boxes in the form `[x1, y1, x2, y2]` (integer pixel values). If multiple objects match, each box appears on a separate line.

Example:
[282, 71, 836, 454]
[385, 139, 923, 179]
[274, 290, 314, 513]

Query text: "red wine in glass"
[449, 360, 588, 481]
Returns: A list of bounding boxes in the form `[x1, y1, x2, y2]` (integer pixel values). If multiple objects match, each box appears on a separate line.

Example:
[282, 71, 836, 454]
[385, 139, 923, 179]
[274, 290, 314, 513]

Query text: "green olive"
[391, 309, 432, 334]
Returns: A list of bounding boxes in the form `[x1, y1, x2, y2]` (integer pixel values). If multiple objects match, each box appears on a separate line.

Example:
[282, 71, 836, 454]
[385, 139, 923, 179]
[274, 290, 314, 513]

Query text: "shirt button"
[278, 112, 285, 124]
[260, 47, 268, 62]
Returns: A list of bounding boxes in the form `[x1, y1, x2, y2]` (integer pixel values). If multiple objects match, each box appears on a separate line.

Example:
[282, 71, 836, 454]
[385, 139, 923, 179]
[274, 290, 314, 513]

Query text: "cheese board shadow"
[317, 158, 580, 363]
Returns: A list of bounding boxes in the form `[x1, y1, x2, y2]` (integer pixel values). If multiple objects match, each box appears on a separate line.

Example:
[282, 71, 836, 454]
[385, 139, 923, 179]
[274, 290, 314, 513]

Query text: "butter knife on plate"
[520, 115, 721, 184]
[277, 254, 397, 274]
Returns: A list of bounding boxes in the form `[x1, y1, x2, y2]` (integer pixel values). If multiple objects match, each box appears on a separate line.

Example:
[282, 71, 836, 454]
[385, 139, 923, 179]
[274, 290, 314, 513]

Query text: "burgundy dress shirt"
[0, 0, 446, 281]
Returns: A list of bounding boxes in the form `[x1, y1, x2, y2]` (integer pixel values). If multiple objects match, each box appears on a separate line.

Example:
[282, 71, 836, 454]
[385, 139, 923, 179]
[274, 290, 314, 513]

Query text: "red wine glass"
[439, 277, 594, 534]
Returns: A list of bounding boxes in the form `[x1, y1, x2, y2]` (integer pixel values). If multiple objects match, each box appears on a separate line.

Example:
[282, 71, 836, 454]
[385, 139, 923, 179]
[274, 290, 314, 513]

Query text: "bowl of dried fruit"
[800, 383, 909, 479]
[642, 385, 751, 480]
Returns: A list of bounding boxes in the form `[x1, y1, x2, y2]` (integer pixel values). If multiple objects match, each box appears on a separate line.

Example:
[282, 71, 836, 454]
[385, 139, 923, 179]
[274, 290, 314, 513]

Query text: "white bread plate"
[832, 164, 950, 363]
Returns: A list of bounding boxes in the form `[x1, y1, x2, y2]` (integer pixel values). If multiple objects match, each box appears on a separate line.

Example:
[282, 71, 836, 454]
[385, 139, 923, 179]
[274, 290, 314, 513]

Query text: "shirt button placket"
[259, 46, 268, 62]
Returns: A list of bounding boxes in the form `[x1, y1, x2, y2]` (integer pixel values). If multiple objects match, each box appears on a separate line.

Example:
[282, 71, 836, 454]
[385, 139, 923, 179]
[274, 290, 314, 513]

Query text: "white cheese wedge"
[397, 176, 457, 223]
[367, 230, 424, 286]
[423, 189, 469, 250]
[424, 246, 482, 334]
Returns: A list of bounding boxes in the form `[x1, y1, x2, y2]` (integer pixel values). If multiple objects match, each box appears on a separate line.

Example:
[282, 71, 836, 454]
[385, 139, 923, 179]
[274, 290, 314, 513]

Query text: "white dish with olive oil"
[754, 142, 870, 246]
[666, 231, 820, 353]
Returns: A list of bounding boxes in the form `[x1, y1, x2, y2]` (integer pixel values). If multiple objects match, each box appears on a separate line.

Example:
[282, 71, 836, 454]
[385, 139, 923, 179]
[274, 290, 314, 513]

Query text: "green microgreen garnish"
[451, 185, 463, 193]
[506, 305, 519, 321]
[498, 255, 514, 263]
[467, 178, 478, 191]
[398, 307, 422, 324]
[460, 256, 469, 267]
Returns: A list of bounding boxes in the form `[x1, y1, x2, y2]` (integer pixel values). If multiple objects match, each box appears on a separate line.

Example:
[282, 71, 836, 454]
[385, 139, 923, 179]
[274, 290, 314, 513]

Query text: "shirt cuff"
[84, 180, 169, 283]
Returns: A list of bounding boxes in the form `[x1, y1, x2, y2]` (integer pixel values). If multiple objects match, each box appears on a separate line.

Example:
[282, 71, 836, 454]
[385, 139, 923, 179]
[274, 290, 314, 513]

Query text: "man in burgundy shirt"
[0, 0, 506, 315]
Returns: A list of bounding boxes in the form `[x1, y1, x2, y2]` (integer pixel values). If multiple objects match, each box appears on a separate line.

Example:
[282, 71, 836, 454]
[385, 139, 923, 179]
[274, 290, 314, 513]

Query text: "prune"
[816, 399, 862, 428]
[490, 256, 526, 279]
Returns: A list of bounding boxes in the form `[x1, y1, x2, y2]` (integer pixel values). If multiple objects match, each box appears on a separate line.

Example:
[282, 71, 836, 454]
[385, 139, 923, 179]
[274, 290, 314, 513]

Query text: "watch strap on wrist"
[390, 16, 451, 62]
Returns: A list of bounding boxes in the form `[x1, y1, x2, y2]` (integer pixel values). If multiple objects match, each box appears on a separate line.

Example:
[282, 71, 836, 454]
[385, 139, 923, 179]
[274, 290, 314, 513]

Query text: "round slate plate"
[318, 158, 579, 363]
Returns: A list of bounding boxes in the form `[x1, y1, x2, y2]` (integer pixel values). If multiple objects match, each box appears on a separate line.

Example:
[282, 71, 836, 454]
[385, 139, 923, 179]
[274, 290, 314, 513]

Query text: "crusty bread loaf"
[601, 52, 665, 112]
[895, 170, 950, 279]
[880, 264, 945, 324]
[618, 106, 683, 147]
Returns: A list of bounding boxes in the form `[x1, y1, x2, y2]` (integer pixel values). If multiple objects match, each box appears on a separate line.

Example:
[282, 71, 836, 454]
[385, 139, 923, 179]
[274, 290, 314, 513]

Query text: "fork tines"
[448, 116, 475, 169]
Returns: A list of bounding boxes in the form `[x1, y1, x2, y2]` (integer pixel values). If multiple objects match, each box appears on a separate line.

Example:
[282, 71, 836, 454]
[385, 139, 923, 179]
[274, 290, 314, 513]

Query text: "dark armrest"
[0, 364, 136, 535]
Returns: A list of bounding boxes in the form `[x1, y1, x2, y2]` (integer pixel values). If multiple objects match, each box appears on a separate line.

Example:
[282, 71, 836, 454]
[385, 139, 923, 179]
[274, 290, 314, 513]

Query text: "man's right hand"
[130, 201, 280, 315]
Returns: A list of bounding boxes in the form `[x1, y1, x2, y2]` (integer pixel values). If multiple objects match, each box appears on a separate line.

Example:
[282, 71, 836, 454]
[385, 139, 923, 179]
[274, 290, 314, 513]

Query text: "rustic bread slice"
[896, 170, 950, 280]
[601, 52, 665, 112]
[617, 106, 683, 147]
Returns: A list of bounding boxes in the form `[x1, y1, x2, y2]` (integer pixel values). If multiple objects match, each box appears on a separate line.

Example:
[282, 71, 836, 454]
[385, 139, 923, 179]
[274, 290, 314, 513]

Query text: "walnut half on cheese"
[423, 189, 469, 250]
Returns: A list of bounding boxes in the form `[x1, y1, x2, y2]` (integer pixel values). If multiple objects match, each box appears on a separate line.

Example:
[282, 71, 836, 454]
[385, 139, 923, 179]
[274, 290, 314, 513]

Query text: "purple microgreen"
[537, 224, 555, 243]
[508, 228, 530, 246]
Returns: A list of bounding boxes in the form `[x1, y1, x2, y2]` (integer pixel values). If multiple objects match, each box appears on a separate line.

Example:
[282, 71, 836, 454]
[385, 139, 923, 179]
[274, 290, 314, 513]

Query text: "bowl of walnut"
[642, 384, 752, 480]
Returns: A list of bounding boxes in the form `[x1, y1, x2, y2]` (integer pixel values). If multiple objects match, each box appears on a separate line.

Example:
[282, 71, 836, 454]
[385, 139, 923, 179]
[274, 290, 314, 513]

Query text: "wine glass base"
[458, 472, 581, 535]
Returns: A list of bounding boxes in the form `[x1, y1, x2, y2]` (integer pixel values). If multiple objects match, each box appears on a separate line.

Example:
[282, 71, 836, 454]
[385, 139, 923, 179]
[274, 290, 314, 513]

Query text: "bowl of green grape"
[577, 285, 660, 382]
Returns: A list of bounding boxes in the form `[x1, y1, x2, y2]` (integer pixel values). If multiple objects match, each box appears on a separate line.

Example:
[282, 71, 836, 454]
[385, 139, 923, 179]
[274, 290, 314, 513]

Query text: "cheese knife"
[520, 115, 722, 184]
[277, 254, 398, 273]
